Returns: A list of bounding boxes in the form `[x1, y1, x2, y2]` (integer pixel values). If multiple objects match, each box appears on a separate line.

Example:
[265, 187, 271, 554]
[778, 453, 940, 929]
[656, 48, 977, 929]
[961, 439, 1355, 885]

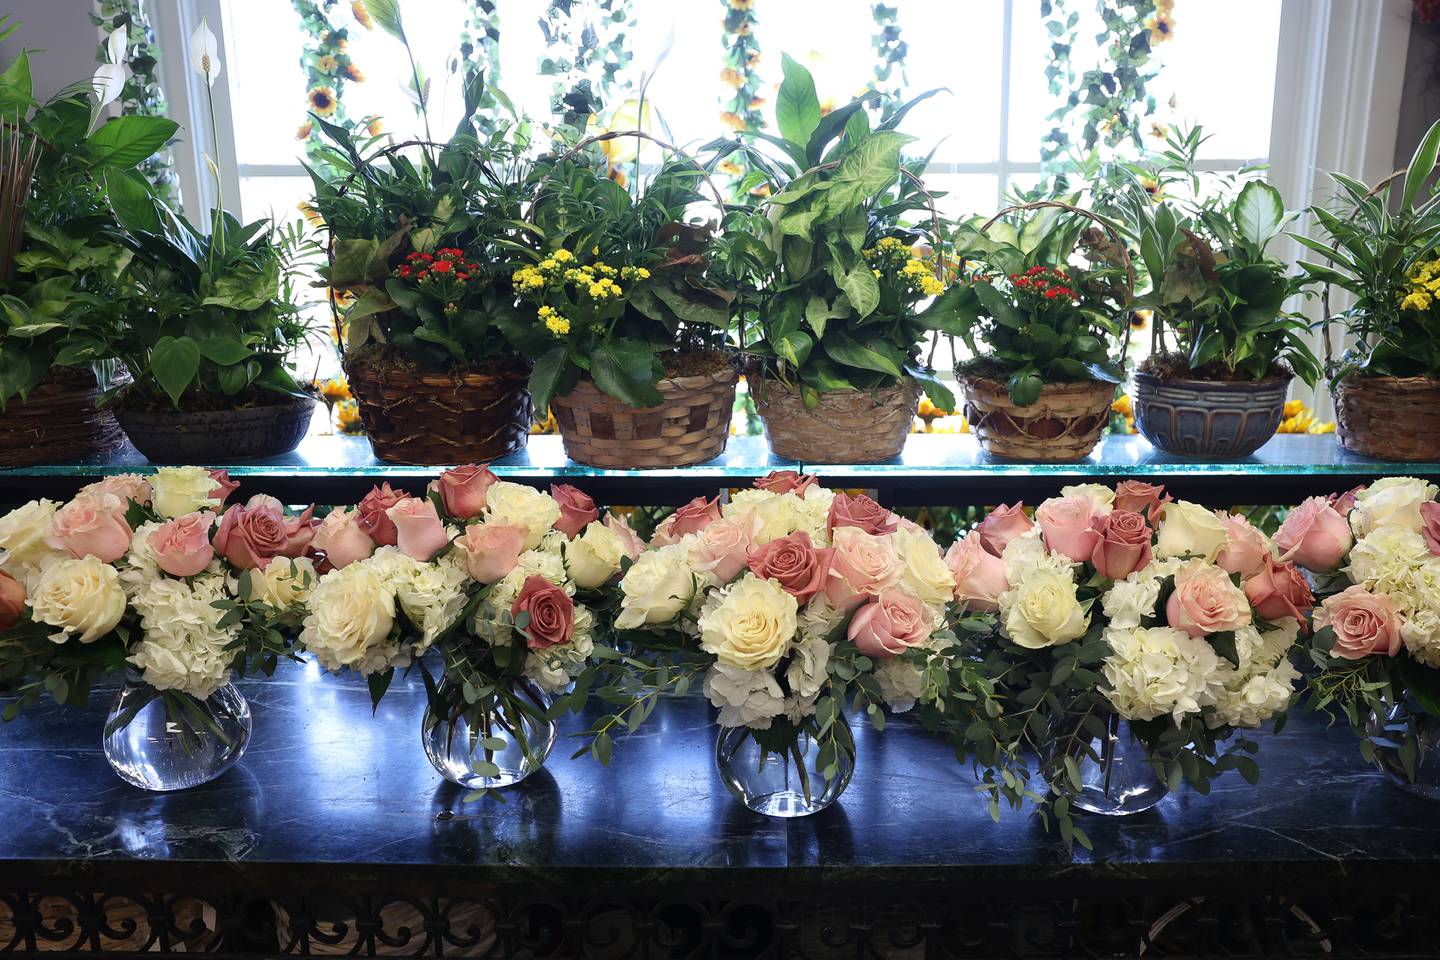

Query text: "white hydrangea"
[1345, 527, 1432, 594]
[1101, 625, 1223, 724]
[1100, 556, 1184, 629]
[524, 605, 597, 691]
[785, 634, 830, 702]
[1000, 526, 1073, 585]
[703, 662, 786, 729]
[1207, 619, 1302, 729]
[875, 658, 926, 713]
[392, 550, 471, 653]
[798, 597, 848, 644]
[118, 520, 164, 595]
[1403, 603, 1440, 668]
[127, 573, 237, 701]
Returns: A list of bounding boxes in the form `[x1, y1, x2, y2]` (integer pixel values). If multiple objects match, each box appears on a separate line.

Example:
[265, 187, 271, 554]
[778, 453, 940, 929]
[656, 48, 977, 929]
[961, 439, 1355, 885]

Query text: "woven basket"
[551, 363, 738, 469]
[0, 367, 128, 467]
[754, 377, 918, 463]
[0, 895, 214, 952]
[1335, 375, 1440, 461]
[347, 360, 532, 465]
[962, 376, 1113, 461]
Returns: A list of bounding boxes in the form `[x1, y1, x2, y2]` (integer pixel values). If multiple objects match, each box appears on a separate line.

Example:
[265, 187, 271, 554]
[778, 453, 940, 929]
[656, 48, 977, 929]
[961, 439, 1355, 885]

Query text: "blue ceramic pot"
[1132, 372, 1288, 458]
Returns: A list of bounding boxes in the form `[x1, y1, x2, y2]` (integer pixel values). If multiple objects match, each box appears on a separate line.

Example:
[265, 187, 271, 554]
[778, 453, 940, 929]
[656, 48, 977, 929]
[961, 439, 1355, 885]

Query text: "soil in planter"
[113, 384, 314, 414]
[658, 348, 734, 379]
[1138, 351, 1291, 383]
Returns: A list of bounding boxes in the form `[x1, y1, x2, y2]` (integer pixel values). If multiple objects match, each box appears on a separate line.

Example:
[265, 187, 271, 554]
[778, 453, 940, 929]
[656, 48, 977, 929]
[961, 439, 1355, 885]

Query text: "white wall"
[0, 0, 102, 101]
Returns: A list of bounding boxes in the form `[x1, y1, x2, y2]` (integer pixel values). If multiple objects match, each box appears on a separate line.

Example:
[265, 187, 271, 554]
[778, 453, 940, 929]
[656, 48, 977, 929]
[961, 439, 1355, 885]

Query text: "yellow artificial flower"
[719, 111, 747, 132]
[316, 54, 339, 73]
[366, 118, 384, 136]
[344, 63, 365, 82]
[297, 200, 325, 228]
[719, 68, 746, 89]
[295, 121, 314, 141]
[1277, 400, 1336, 435]
[308, 86, 338, 117]
[1145, 12, 1176, 45]
[351, 1, 374, 29]
[318, 376, 352, 403]
[335, 399, 364, 435]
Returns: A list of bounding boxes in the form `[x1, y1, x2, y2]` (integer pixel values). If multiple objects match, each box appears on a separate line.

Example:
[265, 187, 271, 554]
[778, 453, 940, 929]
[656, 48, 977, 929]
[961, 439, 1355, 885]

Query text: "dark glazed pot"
[116, 396, 316, 464]
[1133, 372, 1288, 458]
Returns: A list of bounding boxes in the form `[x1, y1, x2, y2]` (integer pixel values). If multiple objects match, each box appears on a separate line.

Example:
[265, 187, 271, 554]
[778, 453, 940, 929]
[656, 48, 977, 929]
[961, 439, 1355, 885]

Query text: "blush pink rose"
[1243, 554, 1315, 628]
[311, 507, 376, 570]
[551, 484, 599, 539]
[1165, 562, 1251, 639]
[1036, 495, 1101, 563]
[79, 473, 152, 506]
[0, 570, 25, 632]
[356, 483, 407, 546]
[604, 513, 645, 560]
[148, 511, 216, 577]
[753, 471, 817, 495]
[214, 500, 316, 570]
[1317, 585, 1403, 659]
[848, 588, 930, 659]
[1113, 480, 1169, 524]
[944, 531, 1008, 612]
[512, 574, 575, 649]
[208, 470, 241, 506]
[690, 513, 759, 582]
[1420, 502, 1440, 556]
[1330, 485, 1364, 516]
[458, 522, 528, 583]
[386, 497, 449, 561]
[976, 502, 1032, 557]
[47, 492, 132, 562]
[747, 531, 832, 602]
[1215, 512, 1272, 578]
[651, 495, 722, 545]
[826, 526, 900, 610]
[828, 492, 899, 536]
[432, 464, 497, 519]
[1089, 510, 1153, 580]
[1275, 496, 1354, 571]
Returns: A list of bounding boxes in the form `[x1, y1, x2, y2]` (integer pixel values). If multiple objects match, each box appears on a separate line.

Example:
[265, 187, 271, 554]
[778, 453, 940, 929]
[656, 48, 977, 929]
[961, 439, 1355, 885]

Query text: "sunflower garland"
[92, 0, 181, 209]
[717, 0, 764, 191]
[292, 0, 365, 167]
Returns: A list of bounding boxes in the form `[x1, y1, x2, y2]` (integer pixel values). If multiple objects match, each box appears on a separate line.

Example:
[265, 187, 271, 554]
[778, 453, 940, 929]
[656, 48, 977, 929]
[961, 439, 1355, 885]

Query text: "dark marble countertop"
[2, 660, 1437, 896]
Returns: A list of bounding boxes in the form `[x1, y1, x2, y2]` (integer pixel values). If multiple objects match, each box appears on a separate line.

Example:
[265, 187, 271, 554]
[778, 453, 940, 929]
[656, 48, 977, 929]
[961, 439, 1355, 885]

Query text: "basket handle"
[1318, 166, 1407, 375]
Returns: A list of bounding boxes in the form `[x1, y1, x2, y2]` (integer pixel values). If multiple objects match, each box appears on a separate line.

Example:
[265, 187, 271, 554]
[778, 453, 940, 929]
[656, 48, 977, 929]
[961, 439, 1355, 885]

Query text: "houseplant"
[1114, 127, 1320, 458]
[947, 201, 1130, 460]
[0, 35, 176, 465]
[1297, 118, 1440, 461]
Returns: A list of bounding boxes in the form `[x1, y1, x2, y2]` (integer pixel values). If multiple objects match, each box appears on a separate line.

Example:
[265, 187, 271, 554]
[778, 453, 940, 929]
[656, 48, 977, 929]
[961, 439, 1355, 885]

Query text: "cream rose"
[891, 527, 956, 605]
[30, 556, 127, 643]
[1155, 501, 1229, 561]
[614, 544, 697, 629]
[697, 575, 798, 671]
[299, 563, 397, 674]
[1354, 477, 1439, 536]
[1059, 483, 1115, 512]
[483, 482, 562, 550]
[245, 556, 318, 612]
[150, 466, 223, 519]
[999, 567, 1088, 649]
[566, 521, 626, 590]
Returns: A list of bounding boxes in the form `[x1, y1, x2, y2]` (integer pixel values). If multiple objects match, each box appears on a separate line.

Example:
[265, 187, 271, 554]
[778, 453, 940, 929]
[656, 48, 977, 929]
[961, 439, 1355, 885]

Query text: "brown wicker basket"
[551, 363, 738, 469]
[0, 894, 214, 952]
[754, 377, 919, 463]
[962, 376, 1113, 461]
[0, 367, 128, 467]
[346, 359, 532, 465]
[1335, 374, 1440, 461]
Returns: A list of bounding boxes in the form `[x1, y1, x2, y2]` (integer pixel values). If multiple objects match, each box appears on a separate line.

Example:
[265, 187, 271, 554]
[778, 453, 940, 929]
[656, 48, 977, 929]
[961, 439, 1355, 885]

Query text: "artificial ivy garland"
[539, 0, 636, 129]
[92, 0, 181, 208]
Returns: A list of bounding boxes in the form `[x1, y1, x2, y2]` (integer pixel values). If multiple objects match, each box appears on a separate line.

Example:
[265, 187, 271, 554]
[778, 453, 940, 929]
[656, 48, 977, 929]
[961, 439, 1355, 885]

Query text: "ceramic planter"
[1132, 372, 1288, 458]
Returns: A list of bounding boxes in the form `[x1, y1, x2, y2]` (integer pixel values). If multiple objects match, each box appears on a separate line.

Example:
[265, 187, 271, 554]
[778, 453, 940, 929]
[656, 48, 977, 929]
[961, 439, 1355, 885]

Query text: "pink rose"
[1420, 502, 1440, 556]
[1165, 562, 1251, 639]
[458, 522, 528, 583]
[208, 470, 241, 506]
[214, 500, 316, 570]
[0, 570, 25, 633]
[512, 574, 575, 649]
[1037, 495, 1101, 563]
[690, 513, 759, 582]
[432, 464, 497, 519]
[551, 484, 599, 539]
[754, 471, 817, 495]
[848, 588, 930, 659]
[1114, 480, 1169, 524]
[311, 508, 376, 570]
[1215, 512, 1272, 578]
[356, 483, 407, 546]
[386, 497, 449, 561]
[1243, 554, 1315, 628]
[651, 495, 722, 546]
[1275, 496, 1354, 571]
[826, 526, 900, 610]
[976, 502, 1032, 557]
[1317, 585, 1403, 659]
[944, 531, 1008, 612]
[148, 511, 216, 577]
[79, 473, 152, 506]
[47, 492, 132, 562]
[604, 513, 645, 561]
[1330, 485, 1364, 516]
[1089, 510, 1153, 580]
[828, 492, 899, 536]
[747, 531, 832, 602]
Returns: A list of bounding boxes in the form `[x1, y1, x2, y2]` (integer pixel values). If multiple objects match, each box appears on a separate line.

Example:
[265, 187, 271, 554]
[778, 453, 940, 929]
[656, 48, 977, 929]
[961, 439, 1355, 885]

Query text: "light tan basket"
[1335, 374, 1440, 461]
[962, 376, 1114, 461]
[551, 363, 738, 468]
[754, 376, 919, 463]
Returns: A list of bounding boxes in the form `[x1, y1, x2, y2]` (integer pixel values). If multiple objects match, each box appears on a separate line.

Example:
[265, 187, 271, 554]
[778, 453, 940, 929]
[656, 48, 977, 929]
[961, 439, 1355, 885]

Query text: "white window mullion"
[996, 0, 1015, 205]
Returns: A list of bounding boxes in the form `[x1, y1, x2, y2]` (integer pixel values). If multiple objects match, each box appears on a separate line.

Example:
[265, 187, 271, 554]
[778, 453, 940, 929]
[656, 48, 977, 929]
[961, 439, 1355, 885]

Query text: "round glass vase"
[102, 681, 252, 792]
[1366, 703, 1440, 800]
[1056, 712, 1169, 816]
[714, 719, 854, 818]
[422, 677, 558, 790]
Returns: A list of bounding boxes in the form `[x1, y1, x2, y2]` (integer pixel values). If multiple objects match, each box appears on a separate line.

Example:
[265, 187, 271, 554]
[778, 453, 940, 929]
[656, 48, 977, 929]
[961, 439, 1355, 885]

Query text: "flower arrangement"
[944, 482, 1313, 842]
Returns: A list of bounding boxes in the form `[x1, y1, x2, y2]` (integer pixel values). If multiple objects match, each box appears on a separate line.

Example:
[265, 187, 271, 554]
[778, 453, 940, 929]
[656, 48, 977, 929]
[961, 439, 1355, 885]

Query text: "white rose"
[697, 575, 798, 671]
[1155, 500, 1229, 561]
[999, 567, 1088, 649]
[1060, 483, 1115, 513]
[566, 521, 625, 590]
[0, 498, 62, 583]
[614, 544, 698, 629]
[1354, 477, 1439, 536]
[150, 466, 221, 519]
[875, 658, 926, 712]
[703, 662, 785, 729]
[300, 562, 398, 674]
[891, 527, 956, 606]
[244, 556, 318, 612]
[30, 555, 127, 643]
[483, 481, 561, 550]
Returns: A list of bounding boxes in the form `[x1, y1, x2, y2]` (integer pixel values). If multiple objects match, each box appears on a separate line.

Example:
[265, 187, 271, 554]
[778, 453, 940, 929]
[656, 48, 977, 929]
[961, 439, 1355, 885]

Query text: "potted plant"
[718, 56, 955, 463]
[1114, 128, 1320, 458]
[105, 21, 317, 463]
[0, 31, 177, 465]
[1298, 119, 1440, 461]
[947, 201, 1130, 461]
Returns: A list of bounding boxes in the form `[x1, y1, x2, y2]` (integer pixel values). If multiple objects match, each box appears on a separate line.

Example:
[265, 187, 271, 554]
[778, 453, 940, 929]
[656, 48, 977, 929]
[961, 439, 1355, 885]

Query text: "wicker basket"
[0, 894, 214, 952]
[551, 364, 738, 469]
[1335, 375, 1440, 461]
[0, 367, 128, 467]
[754, 377, 919, 463]
[962, 376, 1113, 461]
[347, 360, 532, 465]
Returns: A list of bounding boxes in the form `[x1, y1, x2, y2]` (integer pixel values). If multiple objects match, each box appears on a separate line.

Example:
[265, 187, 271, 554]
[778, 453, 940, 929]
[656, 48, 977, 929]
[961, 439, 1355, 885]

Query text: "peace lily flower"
[91, 25, 127, 108]
[190, 18, 222, 85]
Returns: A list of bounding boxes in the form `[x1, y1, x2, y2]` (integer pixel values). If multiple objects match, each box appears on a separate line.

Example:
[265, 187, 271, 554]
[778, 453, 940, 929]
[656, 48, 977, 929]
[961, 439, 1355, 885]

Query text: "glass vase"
[1059, 713, 1169, 816]
[102, 681, 252, 792]
[1367, 703, 1440, 800]
[714, 721, 854, 818]
[422, 677, 557, 790]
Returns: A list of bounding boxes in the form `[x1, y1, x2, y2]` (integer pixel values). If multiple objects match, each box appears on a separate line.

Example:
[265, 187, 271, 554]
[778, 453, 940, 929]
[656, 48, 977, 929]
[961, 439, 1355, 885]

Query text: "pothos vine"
[91, 0, 181, 208]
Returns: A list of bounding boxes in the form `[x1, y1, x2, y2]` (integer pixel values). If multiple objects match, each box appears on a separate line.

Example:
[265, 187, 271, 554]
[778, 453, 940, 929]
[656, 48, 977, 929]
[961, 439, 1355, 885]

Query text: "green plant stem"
[789, 734, 814, 807]
[204, 75, 223, 267]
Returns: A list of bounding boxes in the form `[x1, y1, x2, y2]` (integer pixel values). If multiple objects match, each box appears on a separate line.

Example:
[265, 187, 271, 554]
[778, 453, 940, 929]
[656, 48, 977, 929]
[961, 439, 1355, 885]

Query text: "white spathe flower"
[92, 62, 126, 107]
[565, 520, 625, 590]
[107, 25, 129, 65]
[999, 565, 1088, 649]
[875, 658, 926, 712]
[190, 18, 222, 84]
[1101, 624, 1223, 724]
[1353, 477, 1438, 536]
[703, 662, 786, 729]
[484, 481, 561, 551]
[891, 527, 956, 606]
[30, 556, 127, 644]
[614, 543, 698, 630]
[150, 466, 221, 519]
[1155, 501, 1229, 561]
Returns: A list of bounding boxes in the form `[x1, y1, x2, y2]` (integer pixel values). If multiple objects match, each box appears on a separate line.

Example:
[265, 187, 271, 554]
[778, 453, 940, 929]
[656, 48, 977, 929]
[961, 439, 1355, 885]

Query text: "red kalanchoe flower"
[431, 260, 453, 274]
